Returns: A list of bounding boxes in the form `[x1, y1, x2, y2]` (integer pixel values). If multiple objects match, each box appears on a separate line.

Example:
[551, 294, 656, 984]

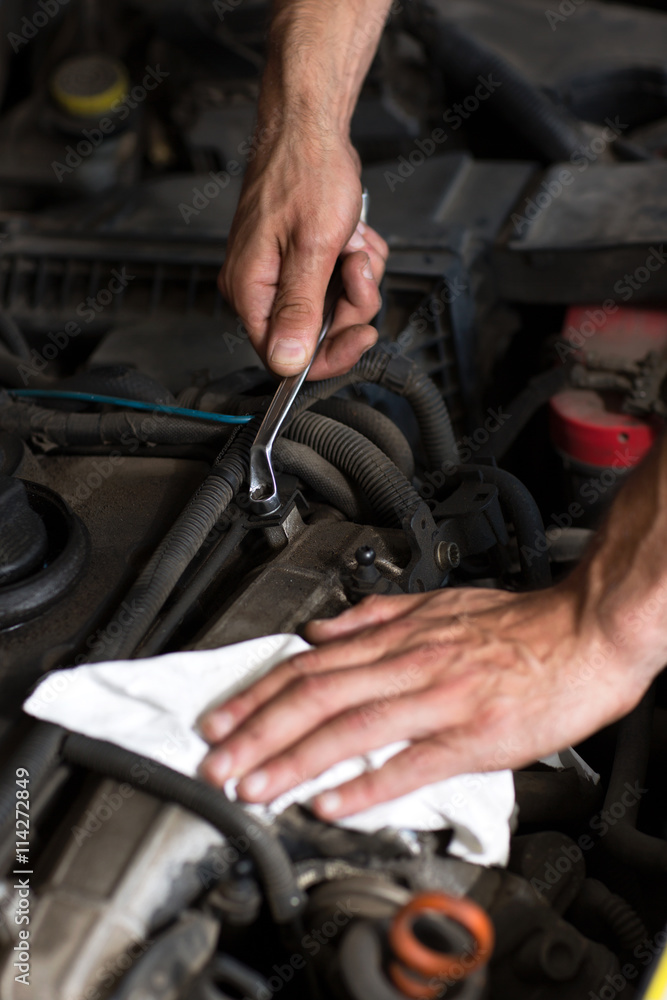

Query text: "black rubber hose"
[0, 311, 30, 361]
[340, 920, 414, 1000]
[479, 367, 569, 461]
[285, 410, 423, 526]
[200, 347, 458, 471]
[273, 438, 367, 521]
[400, 364, 458, 471]
[60, 732, 305, 925]
[0, 394, 230, 448]
[463, 464, 552, 588]
[198, 954, 272, 1000]
[603, 687, 667, 872]
[0, 722, 67, 874]
[302, 347, 458, 470]
[569, 879, 648, 953]
[340, 920, 484, 1000]
[86, 422, 256, 661]
[135, 517, 248, 658]
[409, 12, 587, 162]
[313, 397, 415, 481]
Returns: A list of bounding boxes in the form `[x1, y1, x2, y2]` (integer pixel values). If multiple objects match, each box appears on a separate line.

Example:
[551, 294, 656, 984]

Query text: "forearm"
[260, 0, 395, 139]
[571, 433, 667, 682]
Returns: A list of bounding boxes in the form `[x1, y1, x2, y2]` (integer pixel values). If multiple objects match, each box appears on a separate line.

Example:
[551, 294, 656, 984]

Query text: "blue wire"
[8, 389, 253, 425]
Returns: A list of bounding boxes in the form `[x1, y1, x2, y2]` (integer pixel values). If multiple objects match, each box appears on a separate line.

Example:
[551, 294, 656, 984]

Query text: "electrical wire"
[7, 389, 253, 425]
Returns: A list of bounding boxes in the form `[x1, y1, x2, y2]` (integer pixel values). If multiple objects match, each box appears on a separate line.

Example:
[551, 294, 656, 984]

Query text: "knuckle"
[289, 650, 320, 677]
[294, 228, 338, 258]
[298, 673, 333, 706]
[360, 593, 390, 614]
[408, 741, 439, 771]
[345, 707, 375, 735]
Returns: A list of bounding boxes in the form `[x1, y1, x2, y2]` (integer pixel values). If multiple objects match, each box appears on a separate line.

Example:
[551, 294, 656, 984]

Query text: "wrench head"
[249, 444, 281, 515]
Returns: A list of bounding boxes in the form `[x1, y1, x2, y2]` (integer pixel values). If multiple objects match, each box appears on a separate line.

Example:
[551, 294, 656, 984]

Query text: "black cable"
[86, 421, 256, 662]
[135, 517, 248, 658]
[0, 395, 237, 448]
[0, 723, 67, 874]
[61, 732, 305, 925]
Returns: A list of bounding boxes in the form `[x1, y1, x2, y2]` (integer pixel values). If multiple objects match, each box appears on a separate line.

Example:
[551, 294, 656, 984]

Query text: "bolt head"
[436, 541, 460, 571]
[355, 545, 376, 566]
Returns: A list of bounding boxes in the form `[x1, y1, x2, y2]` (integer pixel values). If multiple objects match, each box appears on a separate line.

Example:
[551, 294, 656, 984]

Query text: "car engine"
[1, 0, 667, 998]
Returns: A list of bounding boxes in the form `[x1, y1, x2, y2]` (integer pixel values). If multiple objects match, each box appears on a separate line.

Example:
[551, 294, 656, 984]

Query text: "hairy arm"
[218, 0, 392, 379]
[200, 436, 667, 818]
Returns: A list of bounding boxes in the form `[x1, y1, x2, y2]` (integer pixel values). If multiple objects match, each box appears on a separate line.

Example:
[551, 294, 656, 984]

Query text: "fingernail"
[362, 254, 374, 280]
[347, 223, 366, 250]
[208, 750, 233, 782]
[270, 338, 307, 367]
[241, 770, 268, 798]
[316, 790, 342, 816]
[207, 711, 234, 740]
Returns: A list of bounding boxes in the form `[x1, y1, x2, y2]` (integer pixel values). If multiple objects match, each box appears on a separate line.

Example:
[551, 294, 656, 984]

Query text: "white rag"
[24, 634, 516, 867]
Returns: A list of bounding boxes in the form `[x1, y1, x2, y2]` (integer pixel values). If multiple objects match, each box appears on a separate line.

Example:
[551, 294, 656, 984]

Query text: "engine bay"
[1, 1, 667, 998]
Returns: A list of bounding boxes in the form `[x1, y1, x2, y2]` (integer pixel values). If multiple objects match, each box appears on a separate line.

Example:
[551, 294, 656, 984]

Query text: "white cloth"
[24, 634, 516, 866]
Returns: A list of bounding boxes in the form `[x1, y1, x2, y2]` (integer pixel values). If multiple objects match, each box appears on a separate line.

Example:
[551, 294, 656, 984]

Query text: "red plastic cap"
[550, 305, 666, 468]
[550, 389, 657, 468]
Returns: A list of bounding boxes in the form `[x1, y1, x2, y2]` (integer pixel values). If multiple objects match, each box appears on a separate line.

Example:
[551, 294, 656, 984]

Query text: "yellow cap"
[51, 55, 129, 118]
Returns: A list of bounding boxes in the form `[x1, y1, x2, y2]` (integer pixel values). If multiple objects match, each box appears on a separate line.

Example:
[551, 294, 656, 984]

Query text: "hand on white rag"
[198, 586, 616, 828]
[23, 634, 515, 867]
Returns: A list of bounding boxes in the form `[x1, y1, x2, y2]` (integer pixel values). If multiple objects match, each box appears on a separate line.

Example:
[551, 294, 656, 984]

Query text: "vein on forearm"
[574, 434, 667, 659]
[262, 0, 395, 136]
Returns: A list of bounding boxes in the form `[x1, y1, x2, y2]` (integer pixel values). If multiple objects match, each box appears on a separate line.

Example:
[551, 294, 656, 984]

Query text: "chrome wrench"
[248, 192, 369, 516]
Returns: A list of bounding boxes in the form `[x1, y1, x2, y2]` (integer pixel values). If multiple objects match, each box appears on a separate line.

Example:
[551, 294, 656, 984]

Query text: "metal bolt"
[355, 545, 376, 566]
[435, 541, 460, 571]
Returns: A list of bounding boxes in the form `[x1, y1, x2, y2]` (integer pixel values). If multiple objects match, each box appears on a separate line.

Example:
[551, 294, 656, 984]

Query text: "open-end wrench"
[248, 192, 369, 516]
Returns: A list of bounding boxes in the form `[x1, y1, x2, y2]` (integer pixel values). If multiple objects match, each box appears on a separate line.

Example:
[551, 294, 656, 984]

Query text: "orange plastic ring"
[389, 891, 494, 985]
[389, 960, 448, 999]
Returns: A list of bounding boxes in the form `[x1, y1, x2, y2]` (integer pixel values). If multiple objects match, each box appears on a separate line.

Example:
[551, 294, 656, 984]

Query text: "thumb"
[266, 245, 337, 376]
